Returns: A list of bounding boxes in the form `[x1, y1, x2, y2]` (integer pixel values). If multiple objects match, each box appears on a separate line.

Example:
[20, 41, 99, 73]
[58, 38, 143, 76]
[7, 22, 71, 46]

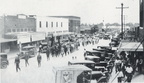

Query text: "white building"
[36, 16, 69, 37]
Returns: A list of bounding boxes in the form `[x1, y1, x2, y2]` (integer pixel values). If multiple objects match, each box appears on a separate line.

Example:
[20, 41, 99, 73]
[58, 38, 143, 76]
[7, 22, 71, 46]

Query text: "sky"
[0, 0, 139, 24]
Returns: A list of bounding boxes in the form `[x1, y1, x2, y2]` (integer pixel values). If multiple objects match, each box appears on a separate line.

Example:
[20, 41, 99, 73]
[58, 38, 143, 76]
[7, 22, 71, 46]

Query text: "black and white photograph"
[0, 0, 144, 83]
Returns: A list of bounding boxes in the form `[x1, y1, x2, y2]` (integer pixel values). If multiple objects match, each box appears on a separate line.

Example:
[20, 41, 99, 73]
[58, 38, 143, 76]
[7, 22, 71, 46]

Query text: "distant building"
[50, 16, 81, 33]
[80, 24, 93, 34]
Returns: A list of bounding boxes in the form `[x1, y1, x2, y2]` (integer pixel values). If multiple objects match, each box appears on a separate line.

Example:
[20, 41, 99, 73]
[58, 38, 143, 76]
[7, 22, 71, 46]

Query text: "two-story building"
[50, 16, 81, 33]
[0, 14, 72, 53]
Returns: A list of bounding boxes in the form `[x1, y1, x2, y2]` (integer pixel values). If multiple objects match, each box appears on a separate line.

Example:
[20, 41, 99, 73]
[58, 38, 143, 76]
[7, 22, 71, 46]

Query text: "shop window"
[56, 22, 58, 27]
[61, 22, 63, 27]
[12, 29, 16, 32]
[39, 21, 42, 28]
[21, 28, 23, 32]
[46, 21, 48, 28]
[7, 29, 11, 32]
[28, 28, 30, 31]
[51, 22, 53, 27]
[25, 28, 27, 32]
[17, 29, 20, 32]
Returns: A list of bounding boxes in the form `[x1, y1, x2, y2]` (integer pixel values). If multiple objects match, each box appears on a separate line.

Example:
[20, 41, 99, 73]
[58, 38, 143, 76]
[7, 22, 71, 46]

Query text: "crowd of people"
[14, 34, 100, 72]
[115, 51, 144, 83]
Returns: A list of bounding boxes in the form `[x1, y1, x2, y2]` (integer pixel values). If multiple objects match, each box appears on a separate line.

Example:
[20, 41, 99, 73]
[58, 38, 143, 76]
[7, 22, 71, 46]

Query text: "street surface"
[0, 39, 144, 83]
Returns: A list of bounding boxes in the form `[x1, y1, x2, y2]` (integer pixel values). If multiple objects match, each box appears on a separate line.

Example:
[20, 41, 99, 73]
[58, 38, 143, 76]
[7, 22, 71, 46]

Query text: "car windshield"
[22, 46, 35, 51]
[0, 54, 7, 58]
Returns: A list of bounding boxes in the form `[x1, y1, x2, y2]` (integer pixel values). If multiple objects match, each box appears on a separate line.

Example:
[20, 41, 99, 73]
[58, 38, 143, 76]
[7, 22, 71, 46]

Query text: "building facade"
[36, 16, 69, 36]
[4, 14, 36, 34]
[50, 16, 81, 33]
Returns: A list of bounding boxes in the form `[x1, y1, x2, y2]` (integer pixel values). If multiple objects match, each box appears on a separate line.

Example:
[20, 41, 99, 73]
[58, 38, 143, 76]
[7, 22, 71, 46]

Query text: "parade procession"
[0, 0, 144, 83]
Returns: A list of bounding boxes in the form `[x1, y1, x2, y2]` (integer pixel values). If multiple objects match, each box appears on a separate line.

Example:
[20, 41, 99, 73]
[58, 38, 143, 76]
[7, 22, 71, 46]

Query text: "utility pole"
[116, 3, 129, 39]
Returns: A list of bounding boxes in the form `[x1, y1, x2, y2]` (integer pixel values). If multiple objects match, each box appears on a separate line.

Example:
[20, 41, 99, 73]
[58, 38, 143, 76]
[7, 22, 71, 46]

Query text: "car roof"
[41, 42, 47, 45]
[53, 65, 92, 71]
[23, 45, 35, 49]
[69, 60, 95, 64]
[86, 50, 104, 53]
[0, 53, 7, 55]
[85, 55, 100, 58]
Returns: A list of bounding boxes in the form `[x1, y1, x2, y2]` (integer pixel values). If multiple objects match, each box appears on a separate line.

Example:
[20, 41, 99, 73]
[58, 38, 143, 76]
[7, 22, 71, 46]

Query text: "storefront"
[0, 37, 17, 53]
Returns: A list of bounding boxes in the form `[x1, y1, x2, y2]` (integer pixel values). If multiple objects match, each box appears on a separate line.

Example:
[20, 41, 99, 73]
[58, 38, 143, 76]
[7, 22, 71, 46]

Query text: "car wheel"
[1, 63, 7, 69]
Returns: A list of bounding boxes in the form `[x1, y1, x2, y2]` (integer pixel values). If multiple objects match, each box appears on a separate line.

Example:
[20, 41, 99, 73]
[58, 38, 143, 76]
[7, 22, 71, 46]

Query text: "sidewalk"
[109, 66, 144, 83]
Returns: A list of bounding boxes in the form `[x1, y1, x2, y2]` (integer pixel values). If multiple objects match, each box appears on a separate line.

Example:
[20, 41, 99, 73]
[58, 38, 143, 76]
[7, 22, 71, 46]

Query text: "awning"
[118, 42, 143, 51]
[0, 37, 17, 43]
[5, 32, 46, 44]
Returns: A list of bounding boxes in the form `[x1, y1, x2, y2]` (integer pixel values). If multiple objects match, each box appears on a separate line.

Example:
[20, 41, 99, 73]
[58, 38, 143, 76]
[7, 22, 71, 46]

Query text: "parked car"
[18, 45, 37, 59]
[103, 34, 110, 40]
[68, 60, 96, 70]
[0, 53, 9, 69]
[85, 55, 100, 63]
[85, 50, 105, 58]
[39, 42, 48, 53]
[89, 71, 105, 80]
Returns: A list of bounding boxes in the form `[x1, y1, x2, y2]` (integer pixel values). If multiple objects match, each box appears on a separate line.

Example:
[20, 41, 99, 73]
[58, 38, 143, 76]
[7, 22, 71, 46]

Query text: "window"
[56, 22, 58, 27]
[51, 22, 53, 27]
[61, 22, 63, 27]
[12, 29, 16, 32]
[17, 29, 20, 32]
[46, 21, 48, 28]
[25, 28, 27, 32]
[21, 28, 23, 32]
[7, 29, 11, 32]
[39, 21, 42, 28]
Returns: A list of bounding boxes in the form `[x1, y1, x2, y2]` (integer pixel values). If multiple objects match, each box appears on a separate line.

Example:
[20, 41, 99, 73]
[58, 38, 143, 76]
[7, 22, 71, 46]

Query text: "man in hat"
[15, 56, 21, 72]
[25, 52, 29, 67]
[37, 53, 42, 67]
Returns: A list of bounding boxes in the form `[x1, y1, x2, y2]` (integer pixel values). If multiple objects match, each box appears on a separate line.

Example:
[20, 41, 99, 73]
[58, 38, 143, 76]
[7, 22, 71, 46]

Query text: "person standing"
[37, 53, 42, 67]
[25, 52, 29, 67]
[15, 56, 21, 72]
[125, 64, 134, 83]
[117, 69, 124, 83]
[61, 46, 64, 57]
[46, 47, 50, 61]
[137, 58, 143, 73]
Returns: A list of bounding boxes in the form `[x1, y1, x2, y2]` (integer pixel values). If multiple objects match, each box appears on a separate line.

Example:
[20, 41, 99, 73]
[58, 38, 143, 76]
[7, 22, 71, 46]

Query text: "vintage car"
[18, 45, 37, 59]
[68, 60, 96, 70]
[85, 50, 105, 58]
[0, 53, 9, 69]
[90, 71, 105, 80]
[103, 34, 110, 40]
[95, 61, 108, 68]
[85, 55, 100, 63]
[39, 42, 48, 53]
[93, 48, 107, 52]
[110, 38, 120, 46]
